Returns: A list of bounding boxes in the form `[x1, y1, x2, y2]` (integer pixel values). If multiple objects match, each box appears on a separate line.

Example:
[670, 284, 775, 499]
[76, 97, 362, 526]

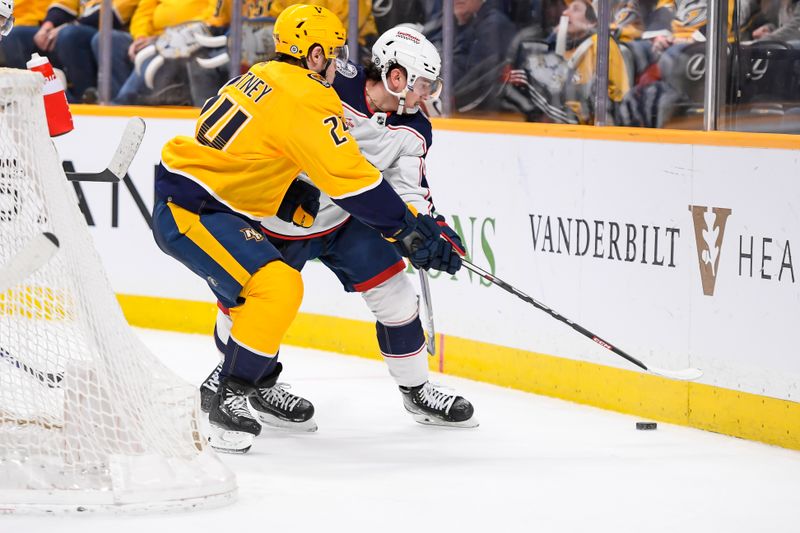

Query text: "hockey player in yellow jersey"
[152, 4, 463, 454]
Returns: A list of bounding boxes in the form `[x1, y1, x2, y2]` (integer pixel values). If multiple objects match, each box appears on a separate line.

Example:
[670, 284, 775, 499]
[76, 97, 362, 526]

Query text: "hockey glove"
[435, 215, 466, 257]
[277, 178, 320, 228]
[389, 210, 463, 275]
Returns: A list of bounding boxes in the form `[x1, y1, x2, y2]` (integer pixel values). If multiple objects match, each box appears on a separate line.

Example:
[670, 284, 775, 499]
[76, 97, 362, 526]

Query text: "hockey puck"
[636, 422, 657, 430]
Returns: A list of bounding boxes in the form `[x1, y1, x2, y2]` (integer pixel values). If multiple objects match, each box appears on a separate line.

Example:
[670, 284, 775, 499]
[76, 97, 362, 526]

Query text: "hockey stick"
[418, 269, 436, 355]
[0, 233, 63, 387]
[0, 346, 63, 388]
[461, 259, 703, 381]
[0, 232, 59, 294]
[65, 117, 146, 183]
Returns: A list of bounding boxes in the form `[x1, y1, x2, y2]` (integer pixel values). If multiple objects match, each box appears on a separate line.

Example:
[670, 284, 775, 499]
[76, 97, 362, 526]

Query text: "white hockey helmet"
[0, 0, 14, 39]
[371, 25, 442, 114]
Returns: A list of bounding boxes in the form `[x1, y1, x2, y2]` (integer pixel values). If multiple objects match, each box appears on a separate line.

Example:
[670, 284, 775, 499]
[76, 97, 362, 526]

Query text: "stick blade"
[648, 366, 703, 381]
[65, 169, 118, 182]
[108, 117, 146, 180]
[65, 117, 146, 183]
[0, 232, 60, 293]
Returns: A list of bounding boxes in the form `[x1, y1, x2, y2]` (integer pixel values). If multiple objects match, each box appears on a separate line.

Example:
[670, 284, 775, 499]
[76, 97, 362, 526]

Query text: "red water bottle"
[26, 53, 74, 137]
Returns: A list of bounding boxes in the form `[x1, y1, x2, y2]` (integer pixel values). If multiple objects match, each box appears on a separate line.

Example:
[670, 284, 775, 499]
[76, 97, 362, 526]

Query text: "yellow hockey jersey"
[565, 35, 631, 124]
[611, 0, 644, 41]
[650, 0, 737, 41]
[128, 0, 226, 39]
[14, 0, 50, 25]
[45, 0, 138, 26]
[160, 61, 382, 221]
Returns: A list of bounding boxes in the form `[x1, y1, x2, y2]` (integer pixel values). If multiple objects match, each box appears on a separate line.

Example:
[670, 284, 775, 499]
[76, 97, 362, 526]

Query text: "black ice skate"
[200, 362, 222, 414]
[248, 363, 317, 432]
[399, 382, 479, 428]
[208, 376, 261, 454]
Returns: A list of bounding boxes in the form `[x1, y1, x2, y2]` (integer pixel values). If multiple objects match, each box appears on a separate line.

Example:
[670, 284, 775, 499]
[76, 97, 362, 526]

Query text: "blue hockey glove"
[389, 210, 463, 275]
[277, 178, 320, 228]
[434, 215, 466, 257]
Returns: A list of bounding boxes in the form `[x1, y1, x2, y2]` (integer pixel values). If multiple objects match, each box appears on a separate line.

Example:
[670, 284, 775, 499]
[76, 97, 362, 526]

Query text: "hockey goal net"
[0, 68, 236, 513]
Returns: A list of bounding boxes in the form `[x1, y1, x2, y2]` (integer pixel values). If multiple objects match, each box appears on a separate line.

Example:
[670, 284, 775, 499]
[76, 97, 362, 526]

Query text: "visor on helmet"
[332, 44, 349, 68]
[0, 14, 13, 37]
[409, 74, 443, 99]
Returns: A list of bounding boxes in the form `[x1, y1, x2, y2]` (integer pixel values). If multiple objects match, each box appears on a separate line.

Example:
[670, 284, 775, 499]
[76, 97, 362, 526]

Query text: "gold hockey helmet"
[273, 4, 348, 63]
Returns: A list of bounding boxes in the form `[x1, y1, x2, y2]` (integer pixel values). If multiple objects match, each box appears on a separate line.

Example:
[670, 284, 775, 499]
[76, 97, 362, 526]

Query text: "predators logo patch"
[241, 227, 264, 241]
[307, 73, 331, 88]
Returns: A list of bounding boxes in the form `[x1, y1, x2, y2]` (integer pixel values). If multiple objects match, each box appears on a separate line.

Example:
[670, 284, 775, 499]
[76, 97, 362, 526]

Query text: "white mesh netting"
[0, 68, 236, 513]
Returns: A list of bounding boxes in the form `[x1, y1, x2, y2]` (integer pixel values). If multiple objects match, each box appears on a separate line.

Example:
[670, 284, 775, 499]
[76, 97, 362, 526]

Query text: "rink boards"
[55, 106, 800, 450]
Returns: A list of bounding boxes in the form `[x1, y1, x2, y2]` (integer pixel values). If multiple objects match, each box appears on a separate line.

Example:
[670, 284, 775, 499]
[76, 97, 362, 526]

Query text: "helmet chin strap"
[381, 67, 419, 115]
[397, 93, 410, 115]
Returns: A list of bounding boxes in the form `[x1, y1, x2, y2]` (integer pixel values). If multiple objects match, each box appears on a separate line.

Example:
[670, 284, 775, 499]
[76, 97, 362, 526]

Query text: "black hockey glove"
[277, 178, 320, 228]
[389, 210, 463, 275]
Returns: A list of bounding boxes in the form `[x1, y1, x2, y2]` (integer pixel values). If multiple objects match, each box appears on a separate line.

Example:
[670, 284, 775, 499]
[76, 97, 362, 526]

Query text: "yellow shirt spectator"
[241, 0, 376, 44]
[129, 0, 226, 39]
[46, 0, 138, 26]
[14, 0, 49, 25]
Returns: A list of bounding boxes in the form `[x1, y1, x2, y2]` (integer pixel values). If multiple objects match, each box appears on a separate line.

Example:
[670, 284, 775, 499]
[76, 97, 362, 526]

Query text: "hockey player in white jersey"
[0, 0, 14, 42]
[201, 26, 478, 430]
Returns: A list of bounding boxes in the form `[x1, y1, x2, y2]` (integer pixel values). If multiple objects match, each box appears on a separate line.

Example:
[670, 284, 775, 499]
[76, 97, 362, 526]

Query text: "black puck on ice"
[636, 422, 657, 430]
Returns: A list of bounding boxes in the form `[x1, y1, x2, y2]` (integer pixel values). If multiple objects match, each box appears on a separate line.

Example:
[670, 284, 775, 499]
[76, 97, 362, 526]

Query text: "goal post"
[0, 68, 236, 513]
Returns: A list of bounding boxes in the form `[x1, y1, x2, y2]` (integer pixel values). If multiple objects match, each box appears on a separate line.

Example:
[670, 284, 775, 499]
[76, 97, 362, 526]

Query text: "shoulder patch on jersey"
[336, 61, 358, 79]
[333, 64, 369, 113]
[307, 72, 331, 88]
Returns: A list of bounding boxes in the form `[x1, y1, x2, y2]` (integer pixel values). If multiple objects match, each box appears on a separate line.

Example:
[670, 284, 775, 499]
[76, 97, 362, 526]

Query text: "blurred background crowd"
[1, 0, 799, 132]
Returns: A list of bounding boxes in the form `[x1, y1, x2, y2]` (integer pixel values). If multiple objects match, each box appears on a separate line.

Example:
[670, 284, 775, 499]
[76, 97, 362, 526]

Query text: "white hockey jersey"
[260, 63, 435, 239]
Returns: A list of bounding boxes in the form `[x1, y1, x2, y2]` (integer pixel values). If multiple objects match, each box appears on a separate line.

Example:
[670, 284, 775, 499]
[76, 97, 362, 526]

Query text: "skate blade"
[256, 412, 318, 433]
[410, 412, 480, 428]
[208, 426, 255, 454]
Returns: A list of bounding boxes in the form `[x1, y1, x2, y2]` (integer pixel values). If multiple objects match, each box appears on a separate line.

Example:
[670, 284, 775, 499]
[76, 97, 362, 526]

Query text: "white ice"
[5, 328, 800, 532]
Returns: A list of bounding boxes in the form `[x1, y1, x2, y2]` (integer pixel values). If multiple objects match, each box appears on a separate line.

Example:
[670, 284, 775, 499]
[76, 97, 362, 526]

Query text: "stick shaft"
[461, 259, 649, 371]
[0, 347, 63, 388]
[0, 232, 59, 294]
[418, 269, 436, 355]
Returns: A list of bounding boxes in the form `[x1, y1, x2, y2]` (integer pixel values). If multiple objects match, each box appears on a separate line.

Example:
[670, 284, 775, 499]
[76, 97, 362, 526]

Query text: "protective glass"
[0, 14, 13, 37]
[410, 74, 443, 99]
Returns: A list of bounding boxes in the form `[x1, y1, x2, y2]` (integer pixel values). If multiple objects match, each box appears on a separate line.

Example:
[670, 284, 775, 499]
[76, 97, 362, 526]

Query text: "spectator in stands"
[486, 0, 537, 27]
[113, 0, 228, 105]
[365, 0, 426, 36]
[611, 0, 645, 41]
[654, 0, 704, 58]
[625, 0, 707, 79]
[752, 0, 800, 41]
[29, 0, 137, 102]
[504, 0, 631, 123]
[559, 0, 630, 121]
[430, 0, 515, 111]
[327, 0, 379, 46]
[0, 0, 51, 68]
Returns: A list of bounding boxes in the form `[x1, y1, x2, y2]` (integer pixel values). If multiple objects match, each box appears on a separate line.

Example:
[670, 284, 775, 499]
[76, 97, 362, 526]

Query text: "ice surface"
[4, 328, 800, 532]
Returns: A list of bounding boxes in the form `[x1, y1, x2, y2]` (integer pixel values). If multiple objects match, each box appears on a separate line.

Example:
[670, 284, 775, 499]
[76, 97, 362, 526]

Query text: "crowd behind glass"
[2, 0, 797, 132]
